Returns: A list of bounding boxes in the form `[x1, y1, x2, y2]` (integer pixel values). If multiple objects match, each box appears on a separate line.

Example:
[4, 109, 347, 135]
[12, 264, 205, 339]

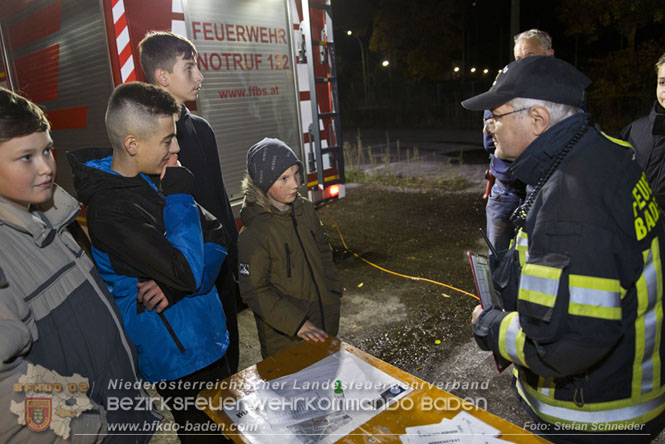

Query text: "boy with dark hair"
[0, 87, 159, 442]
[68, 82, 230, 442]
[139, 30, 241, 373]
[239, 138, 342, 358]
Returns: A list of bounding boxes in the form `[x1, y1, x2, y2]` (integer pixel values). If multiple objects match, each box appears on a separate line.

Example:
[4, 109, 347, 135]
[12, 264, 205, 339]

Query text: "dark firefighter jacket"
[474, 113, 665, 429]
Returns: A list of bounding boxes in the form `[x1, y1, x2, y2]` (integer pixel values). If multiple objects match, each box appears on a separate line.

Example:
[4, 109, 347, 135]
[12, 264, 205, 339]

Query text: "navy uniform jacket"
[475, 113, 665, 429]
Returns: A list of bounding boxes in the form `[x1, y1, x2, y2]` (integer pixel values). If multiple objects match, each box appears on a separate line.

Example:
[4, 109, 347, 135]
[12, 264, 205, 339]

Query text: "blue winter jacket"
[68, 148, 229, 382]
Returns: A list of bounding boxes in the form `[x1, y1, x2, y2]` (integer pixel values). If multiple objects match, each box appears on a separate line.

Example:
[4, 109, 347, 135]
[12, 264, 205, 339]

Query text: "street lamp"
[346, 30, 368, 104]
[483, 68, 489, 74]
[454, 66, 460, 72]
[382, 60, 390, 67]
[470, 67, 476, 73]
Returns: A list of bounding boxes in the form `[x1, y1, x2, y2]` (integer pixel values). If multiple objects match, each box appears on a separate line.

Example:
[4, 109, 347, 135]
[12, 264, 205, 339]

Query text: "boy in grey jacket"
[0, 87, 158, 443]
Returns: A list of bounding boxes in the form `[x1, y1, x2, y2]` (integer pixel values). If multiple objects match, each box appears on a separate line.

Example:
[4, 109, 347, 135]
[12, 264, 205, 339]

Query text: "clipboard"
[467, 252, 503, 309]
[467, 251, 510, 372]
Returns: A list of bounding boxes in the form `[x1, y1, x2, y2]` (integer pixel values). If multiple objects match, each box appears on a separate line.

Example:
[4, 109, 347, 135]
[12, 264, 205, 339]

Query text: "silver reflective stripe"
[517, 376, 665, 423]
[569, 286, 621, 308]
[517, 234, 528, 247]
[642, 251, 658, 393]
[520, 274, 559, 299]
[505, 315, 526, 366]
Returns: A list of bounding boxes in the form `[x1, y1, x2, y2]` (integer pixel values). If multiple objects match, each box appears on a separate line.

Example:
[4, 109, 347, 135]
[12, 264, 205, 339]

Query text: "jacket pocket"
[159, 312, 186, 353]
[518, 252, 570, 323]
[285, 243, 292, 278]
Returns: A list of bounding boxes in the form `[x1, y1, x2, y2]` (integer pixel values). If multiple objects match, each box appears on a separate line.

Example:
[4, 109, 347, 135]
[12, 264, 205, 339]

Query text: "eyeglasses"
[483, 107, 530, 132]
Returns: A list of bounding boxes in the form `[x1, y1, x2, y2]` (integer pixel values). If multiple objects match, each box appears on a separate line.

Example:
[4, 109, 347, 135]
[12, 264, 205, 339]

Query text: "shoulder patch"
[239, 263, 250, 276]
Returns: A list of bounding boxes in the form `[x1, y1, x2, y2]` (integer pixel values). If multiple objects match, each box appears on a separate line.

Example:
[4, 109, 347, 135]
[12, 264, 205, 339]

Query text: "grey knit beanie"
[247, 137, 304, 193]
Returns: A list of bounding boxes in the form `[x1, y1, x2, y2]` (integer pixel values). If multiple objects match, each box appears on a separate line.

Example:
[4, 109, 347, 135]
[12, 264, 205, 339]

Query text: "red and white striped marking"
[171, 0, 186, 37]
[111, 0, 136, 83]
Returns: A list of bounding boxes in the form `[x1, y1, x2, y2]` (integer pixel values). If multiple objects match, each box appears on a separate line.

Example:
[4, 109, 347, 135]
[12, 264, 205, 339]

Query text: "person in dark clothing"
[68, 82, 231, 443]
[483, 29, 554, 264]
[138, 31, 241, 373]
[621, 52, 665, 209]
[465, 56, 665, 443]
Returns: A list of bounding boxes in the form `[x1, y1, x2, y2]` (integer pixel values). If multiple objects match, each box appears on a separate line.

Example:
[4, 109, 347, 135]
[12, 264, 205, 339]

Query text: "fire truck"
[0, 0, 345, 209]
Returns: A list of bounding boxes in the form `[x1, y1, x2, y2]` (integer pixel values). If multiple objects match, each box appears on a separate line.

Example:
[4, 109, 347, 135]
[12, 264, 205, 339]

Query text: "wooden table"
[200, 337, 546, 443]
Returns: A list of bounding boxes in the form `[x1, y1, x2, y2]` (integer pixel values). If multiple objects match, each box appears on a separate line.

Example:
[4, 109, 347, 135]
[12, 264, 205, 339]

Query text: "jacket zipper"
[136, 279, 186, 353]
[290, 207, 326, 331]
[285, 243, 292, 277]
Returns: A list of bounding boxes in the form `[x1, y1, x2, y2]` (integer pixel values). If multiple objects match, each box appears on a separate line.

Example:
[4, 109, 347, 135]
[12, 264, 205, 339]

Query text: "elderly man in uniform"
[465, 56, 665, 443]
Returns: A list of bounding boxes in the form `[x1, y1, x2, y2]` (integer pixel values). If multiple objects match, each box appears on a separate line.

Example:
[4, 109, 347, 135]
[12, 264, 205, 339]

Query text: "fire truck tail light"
[328, 185, 340, 198]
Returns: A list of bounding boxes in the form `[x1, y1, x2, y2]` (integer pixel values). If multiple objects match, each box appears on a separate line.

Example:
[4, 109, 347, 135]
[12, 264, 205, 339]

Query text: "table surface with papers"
[200, 337, 547, 444]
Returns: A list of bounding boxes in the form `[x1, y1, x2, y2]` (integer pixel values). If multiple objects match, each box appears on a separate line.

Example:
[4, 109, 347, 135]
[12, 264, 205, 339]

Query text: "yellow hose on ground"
[328, 219, 480, 302]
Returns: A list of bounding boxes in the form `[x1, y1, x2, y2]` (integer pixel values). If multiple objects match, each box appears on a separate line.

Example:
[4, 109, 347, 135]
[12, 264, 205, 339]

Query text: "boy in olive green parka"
[238, 138, 342, 358]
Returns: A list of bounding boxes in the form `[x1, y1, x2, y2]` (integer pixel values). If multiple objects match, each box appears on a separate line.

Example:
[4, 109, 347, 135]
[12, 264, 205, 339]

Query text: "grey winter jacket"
[0, 186, 158, 443]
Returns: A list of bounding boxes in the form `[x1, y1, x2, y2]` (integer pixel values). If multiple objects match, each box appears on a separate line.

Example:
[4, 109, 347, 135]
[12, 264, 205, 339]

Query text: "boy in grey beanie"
[238, 138, 342, 357]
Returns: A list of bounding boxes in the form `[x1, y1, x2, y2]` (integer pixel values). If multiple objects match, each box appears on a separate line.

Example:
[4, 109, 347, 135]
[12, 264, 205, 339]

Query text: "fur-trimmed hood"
[241, 174, 274, 213]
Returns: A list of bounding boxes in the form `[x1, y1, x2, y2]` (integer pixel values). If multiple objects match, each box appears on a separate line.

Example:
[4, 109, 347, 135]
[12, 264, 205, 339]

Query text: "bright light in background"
[382, 60, 390, 67]
[483, 68, 489, 74]
[453, 66, 460, 72]
[346, 30, 352, 36]
[470, 67, 476, 73]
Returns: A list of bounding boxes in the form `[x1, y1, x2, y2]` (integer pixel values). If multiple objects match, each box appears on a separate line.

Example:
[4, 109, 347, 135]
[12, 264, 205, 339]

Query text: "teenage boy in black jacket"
[138, 31, 240, 372]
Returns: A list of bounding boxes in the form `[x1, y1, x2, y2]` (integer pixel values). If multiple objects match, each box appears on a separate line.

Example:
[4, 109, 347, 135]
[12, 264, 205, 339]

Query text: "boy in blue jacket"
[68, 82, 230, 442]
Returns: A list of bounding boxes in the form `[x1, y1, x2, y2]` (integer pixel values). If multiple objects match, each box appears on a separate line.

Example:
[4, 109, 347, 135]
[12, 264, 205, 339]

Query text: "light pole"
[346, 30, 368, 104]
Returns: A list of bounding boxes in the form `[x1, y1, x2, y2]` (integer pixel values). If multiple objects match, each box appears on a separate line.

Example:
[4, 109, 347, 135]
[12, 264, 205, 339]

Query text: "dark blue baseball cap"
[461, 56, 591, 111]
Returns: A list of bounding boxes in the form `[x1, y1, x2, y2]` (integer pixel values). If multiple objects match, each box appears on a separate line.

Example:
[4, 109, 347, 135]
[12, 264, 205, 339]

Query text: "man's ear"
[529, 106, 550, 136]
[154, 68, 169, 87]
[123, 134, 139, 156]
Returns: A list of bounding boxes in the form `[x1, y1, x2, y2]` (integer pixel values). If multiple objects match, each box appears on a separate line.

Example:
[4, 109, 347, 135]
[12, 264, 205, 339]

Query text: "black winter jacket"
[621, 100, 665, 208]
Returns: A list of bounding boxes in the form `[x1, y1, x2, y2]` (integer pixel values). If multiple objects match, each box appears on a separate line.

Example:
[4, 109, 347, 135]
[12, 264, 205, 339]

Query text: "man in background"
[483, 29, 554, 264]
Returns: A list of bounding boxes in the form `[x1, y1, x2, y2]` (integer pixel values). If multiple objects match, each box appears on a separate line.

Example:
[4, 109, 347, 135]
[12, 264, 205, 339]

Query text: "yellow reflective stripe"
[634, 259, 648, 397]
[569, 303, 621, 320]
[498, 312, 527, 367]
[601, 130, 633, 149]
[519, 289, 556, 307]
[640, 238, 663, 394]
[633, 238, 664, 397]
[568, 274, 622, 320]
[519, 264, 562, 308]
[516, 229, 528, 266]
[652, 238, 663, 392]
[515, 371, 665, 426]
[538, 376, 555, 399]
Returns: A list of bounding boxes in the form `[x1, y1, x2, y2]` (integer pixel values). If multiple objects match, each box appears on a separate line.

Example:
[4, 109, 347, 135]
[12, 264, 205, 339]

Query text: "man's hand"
[137, 280, 169, 313]
[472, 304, 484, 325]
[297, 320, 328, 342]
[160, 154, 181, 180]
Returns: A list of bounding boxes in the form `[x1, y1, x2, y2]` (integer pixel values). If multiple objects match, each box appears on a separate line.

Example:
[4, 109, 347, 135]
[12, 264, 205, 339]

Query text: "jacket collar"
[509, 112, 589, 186]
[0, 186, 79, 247]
